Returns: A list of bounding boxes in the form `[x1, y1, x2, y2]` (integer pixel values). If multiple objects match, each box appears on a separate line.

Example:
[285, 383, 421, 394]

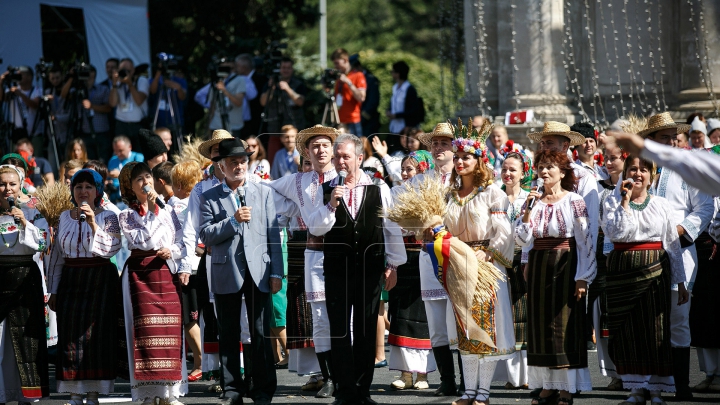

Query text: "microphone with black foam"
[79, 201, 88, 222]
[527, 178, 545, 210]
[142, 185, 165, 209]
[338, 170, 348, 186]
[621, 180, 633, 197]
[237, 186, 247, 207]
[6, 197, 20, 225]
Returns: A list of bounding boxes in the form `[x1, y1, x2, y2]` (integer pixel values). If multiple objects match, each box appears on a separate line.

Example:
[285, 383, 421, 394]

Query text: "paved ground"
[28, 347, 720, 404]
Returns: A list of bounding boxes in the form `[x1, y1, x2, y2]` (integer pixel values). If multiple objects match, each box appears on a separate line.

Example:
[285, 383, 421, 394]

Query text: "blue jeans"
[343, 122, 363, 138]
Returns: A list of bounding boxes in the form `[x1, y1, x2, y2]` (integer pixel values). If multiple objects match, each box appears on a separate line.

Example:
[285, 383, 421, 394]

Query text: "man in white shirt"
[108, 58, 149, 154]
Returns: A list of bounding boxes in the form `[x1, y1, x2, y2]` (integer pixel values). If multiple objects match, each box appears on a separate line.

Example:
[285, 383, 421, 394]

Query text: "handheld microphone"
[6, 197, 20, 225]
[79, 201, 88, 222]
[237, 186, 247, 207]
[338, 170, 348, 186]
[527, 178, 545, 210]
[621, 180, 633, 197]
[142, 185, 165, 209]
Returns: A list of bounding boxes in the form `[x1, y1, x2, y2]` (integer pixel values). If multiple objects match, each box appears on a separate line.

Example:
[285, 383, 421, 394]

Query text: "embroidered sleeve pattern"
[90, 212, 122, 258]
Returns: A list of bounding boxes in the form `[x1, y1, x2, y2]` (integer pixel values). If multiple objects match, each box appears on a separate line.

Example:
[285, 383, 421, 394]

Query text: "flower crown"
[407, 150, 435, 174]
[451, 118, 494, 164]
[498, 140, 534, 191]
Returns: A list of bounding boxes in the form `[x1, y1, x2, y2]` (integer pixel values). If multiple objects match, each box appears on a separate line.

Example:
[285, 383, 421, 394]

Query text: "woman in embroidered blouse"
[497, 147, 532, 390]
[592, 144, 626, 389]
[118, 162, 189, 405]
[0, 165, 50, 404]
[387, 151, 436, 391]
[602, 156, 688, 405]
[46, 169, 122, 405]
[445, 137, 515, 405]
[171, 161, 205, 381]
[515, 150, 596, 405]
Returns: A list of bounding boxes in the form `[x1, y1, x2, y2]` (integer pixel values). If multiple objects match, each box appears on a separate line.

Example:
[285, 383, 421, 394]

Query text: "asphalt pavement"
[33, 346, 720, 405]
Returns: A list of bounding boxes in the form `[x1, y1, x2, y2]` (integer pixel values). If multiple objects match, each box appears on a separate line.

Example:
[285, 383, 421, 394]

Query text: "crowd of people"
[1, 47, 720, 405]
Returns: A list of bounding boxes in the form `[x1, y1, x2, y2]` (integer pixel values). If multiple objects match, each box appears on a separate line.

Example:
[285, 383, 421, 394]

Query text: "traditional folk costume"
[414, 124, 460, 395]
[689, 147, 720, 391]
[602, 193, 685, 396]
[387, 151, 437, 389]
[0, 190, 50, 403]
[639, 113, 714, 396]
[266, 125, 339, 391]
[118, 163, 188, 403]
[438, 119, 516, 403]
[306, 167, 407, 403]
[515, 192, 596, 394]
[46, 170, 122, 398]
[493, 143, 533, 389]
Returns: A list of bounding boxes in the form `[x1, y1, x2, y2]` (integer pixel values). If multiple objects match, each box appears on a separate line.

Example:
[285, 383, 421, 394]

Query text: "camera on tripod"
[208, 56, 233, 82]
[262, 41, 288, 81]
[321, 68, 341, 89]
[156, 52, 182, 76]
[67, 61, 92, 84]
[35, 58, 53, 79]
[3, 66, 23, 85]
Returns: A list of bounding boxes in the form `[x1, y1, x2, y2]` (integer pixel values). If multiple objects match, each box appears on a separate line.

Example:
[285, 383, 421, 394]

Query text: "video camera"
[321, 68, 341, 89]
[156, 52, 182, 76]
[261, 41, 288, 81]
[35, 58, 53, 79]
[208, 56, 233, 82]
[3, 66, 23, 84]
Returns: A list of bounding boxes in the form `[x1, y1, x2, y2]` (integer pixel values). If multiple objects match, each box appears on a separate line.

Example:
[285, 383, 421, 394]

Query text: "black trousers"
[325, 265, 384, 400]
[214, 273, 277, 401]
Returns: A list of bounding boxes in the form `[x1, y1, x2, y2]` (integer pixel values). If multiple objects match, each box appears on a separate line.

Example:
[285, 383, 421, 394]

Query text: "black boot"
[431, 345, 457, 396]
[673, 347, 693, 400]
[242, 343, 253, 397]
[457, 350, 465, 394]
[316, 351, 335, 398]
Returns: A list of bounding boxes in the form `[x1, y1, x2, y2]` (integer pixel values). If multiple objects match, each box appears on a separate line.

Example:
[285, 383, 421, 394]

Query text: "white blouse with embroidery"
[514, 192, 597, 283]
[601, 195, 686, 284]
[444, 183, 514, 267]
[0, 205, 48, 256]
[118, 206, 186, 274]
[46, 210, 122, 294]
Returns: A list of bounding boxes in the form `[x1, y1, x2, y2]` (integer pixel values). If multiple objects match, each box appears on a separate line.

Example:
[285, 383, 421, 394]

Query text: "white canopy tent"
[0, 0, 150, 82]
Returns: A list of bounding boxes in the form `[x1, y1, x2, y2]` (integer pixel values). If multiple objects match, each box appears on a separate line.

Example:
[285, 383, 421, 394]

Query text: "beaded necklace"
[629, 195, 651, 211]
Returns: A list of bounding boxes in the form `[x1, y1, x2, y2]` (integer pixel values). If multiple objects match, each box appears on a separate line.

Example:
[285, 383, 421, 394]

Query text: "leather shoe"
[434, 381, 458, 396]
[316, 379, 335, 398]
[360, 396, 377, 405]
[374, 359, 387, 368]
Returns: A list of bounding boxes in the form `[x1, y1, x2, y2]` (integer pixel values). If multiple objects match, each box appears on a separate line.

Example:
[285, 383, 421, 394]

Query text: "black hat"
[212, 138, 251, 162]
[570, 122, 597, 140]
[140, 129, 169, 159]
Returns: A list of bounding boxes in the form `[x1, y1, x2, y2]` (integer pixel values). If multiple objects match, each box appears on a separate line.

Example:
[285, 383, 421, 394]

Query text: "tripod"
[204, 81, 231, 136]
[64, 84, 101, 163]
[0, 87, 15, 154]
[33, 96, 61, 173]
[321, 89, 340, 127]
[152, 79, 183, 149]
[258, 78, 296, 135]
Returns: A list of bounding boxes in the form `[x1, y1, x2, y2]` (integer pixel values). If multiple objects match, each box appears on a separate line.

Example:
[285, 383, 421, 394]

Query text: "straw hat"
[637, 112, 691, 138]
[418, 122, 454, 147]
[527, 121, 586, 146]
[198, 130, 235, 159]
[296, 125, 339, 159]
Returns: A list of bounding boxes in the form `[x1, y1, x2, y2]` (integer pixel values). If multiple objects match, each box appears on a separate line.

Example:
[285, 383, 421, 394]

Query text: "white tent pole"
[320, 0, 327, 69]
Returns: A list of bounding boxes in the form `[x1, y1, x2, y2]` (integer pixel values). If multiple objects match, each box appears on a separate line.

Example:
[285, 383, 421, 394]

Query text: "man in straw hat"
[304, 133, 406, 405]
[264, 125, 339, 397]
[199, 138, 283, 405]
[414, 122, 463, 396]
[181, 129, 253, 390]
[634, 112, 713, 400]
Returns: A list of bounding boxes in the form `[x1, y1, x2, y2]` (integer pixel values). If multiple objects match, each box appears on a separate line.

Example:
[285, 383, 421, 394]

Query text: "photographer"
[149, 58, 187, 131]
[0, 66, 42, 143]
[44, 66, 71, 148]
[200, 59, 246, 138]
[386, 61, 420, 134]
[108, 58, 149, 152]
[75, 65, 112, 161]
[259, 56, 306, 134]
[329, 48, 366, 137]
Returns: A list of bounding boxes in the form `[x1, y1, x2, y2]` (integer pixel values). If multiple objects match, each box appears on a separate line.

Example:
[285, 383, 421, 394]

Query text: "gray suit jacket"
[199, 180, 283, 294]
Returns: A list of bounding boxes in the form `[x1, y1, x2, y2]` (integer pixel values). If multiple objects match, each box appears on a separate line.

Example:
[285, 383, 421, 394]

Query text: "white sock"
[461, 354, 479, 399]
[475, 361, 496, 401]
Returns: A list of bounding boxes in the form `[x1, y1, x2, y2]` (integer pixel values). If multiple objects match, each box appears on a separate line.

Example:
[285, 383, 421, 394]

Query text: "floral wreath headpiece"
[499, 140, 534, 191]
[407, 150, 435, 174]
[450, 118, 494, 166]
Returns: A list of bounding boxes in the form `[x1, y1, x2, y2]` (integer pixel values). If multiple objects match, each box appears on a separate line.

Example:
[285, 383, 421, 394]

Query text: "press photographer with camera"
[259, 56, 306, 135]
[329, 48, 366, 137]
[194, 57, 246, 138]
[149, 53, 187, 141]
[108, 58, 149, 153]
[1, 66, 43, 143]
[69, 65, 112, 161]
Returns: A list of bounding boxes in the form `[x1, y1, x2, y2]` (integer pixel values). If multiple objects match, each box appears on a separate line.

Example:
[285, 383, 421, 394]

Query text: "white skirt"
[288, 347, 321, 376]
[419, 250, 449, 301]
[528, 366, 592, 393]
[57, 380, 114, 395]
[698, 348, 720, 376]
[620, 374, 675, 392]
[493, 349, 528, 387]
[122, 270, 188, 401]
[592, 299, 618, 378]
[388, 347, 436, 374]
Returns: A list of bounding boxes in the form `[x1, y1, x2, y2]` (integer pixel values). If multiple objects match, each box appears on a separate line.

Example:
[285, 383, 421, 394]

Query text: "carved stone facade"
[458, 0, 720, 143]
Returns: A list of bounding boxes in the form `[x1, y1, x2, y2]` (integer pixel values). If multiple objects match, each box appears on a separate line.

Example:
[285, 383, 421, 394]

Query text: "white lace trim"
[57, 380, 114, 394]
[620, 374, 676, 393]
[130, 379, 188, 402]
